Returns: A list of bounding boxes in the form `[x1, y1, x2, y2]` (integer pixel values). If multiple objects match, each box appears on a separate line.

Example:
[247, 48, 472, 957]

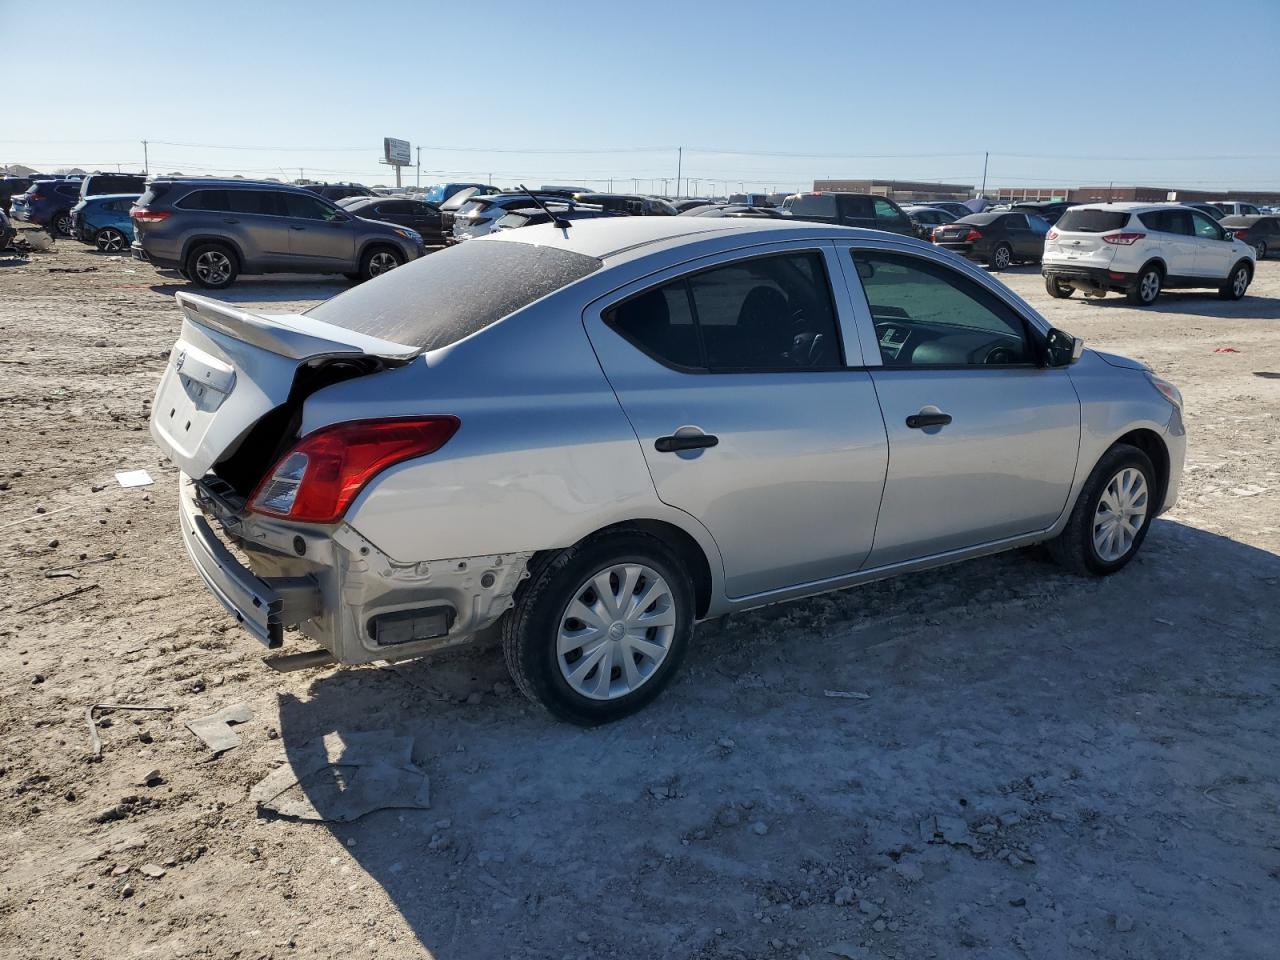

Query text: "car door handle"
[655, 434, 719, 453]
[905, 412, 952, 429]
[290, 225, 306, 230]
[222, 218, 239, 224]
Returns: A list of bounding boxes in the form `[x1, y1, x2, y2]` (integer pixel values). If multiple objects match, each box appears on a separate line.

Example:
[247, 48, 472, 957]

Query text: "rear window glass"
[306, 240, 602, 351]
[787, 195, 838, 218]
[1055, 209, 1130, 233]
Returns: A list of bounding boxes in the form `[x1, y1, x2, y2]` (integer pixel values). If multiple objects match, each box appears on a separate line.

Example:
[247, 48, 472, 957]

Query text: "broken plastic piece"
[186, 703, 253, 754]
[115, 470, 154, 488]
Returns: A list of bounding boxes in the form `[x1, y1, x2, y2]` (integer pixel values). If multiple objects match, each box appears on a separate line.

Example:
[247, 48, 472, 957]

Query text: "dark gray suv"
[129, 178, 426, 289]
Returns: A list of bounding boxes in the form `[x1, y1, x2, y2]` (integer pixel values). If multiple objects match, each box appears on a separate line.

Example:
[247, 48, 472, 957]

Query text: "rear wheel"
[1218, 261, 1251, 300]
[53, 210, 73, 237]
[358, 245, 402, 282]
[1045, 276, 1074, 299]
[989, 243, 1012, 270]
[1048, 443, 1156, 576]
[1252, 241, 1267, 261]
[186, 242, 239, 289]
[1126, 265, 1161, 305]
[94, 227, 128, 253]
[502, 530, 694, 725]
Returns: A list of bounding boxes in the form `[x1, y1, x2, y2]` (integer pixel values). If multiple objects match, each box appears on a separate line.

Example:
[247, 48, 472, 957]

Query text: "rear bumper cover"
[1042, 263, 1136, 288]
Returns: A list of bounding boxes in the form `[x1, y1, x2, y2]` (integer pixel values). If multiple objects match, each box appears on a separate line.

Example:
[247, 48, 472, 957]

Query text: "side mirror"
[1045, 327, 1083, 367]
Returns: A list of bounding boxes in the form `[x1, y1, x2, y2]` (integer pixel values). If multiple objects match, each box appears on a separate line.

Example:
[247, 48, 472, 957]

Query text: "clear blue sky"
[5, 0, 1278, 193]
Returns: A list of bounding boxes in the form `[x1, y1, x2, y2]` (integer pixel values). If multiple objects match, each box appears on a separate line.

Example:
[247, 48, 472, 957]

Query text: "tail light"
[1231, 228, 1248, 239]
[248, 417, 460, 524]
[130, 208, 171, 223]
[1102, 232, 1145, 245]
[29, 193, 44, 202]
[964, 228, 982, 242]
[930, 226, 939, 241]
[1047, 228, 1059, 240]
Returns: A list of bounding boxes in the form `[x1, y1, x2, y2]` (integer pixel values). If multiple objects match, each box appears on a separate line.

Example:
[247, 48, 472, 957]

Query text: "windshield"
[306, 239, 602, 351]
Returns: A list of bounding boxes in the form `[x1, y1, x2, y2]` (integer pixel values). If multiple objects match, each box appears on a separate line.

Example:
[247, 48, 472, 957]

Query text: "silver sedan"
[150, 217, 1185, 724]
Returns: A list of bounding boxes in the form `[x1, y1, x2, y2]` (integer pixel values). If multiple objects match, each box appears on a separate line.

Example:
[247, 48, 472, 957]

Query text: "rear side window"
[840, 196, 875, 221]
[84, 175, 145, 196]
[1055, 209, 1130, 233]
[1139, 210, 1193, 235]
[57, 183, 82, 198]
[1003, 214, 1029, 229]
[306, 240, 602, 351]
[787, 195, 838, 219]
[229, 190, 281, 215]
[605, 251, 843, 372]
[178, 189, 231, 212]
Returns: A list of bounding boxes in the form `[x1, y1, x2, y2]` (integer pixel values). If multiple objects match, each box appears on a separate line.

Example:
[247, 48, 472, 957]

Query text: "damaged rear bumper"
[177, 474, 530, 664]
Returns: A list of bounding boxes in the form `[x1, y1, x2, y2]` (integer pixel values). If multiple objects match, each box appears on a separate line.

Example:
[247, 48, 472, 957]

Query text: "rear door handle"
[222, 218, 239, 224]
[655, 434, 719, 453]
[906, 412, 952, 429]
[290, 225, 306, 231]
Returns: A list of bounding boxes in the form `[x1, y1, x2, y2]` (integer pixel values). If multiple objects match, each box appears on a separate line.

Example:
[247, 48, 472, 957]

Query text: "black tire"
[185, 242, 239, 289]
[1126, 263, 1162, 305]
[1045, 276, 1074, 299]
[94, 227, 128, 253]
[1218, 261, 1251, 300]
[989, 243, 1012, 271]
[52, 210, 73, 238]
[1048, 443, 1156, 577]
[343, 272, 362, 283]
[1253, 241, 1267, 261]
[502, 530, 695, 725]
[358, 245, 403, 282]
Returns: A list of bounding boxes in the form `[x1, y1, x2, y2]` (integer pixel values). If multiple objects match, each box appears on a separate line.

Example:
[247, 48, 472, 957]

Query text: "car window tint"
[841, 196, 875, 220]
[1190, 211, 1221, 239]
[873, 199, 902, 221]
[224, 190, 278, 216]
[1056, 209, 1129, 233]
[179, 189, 230, 212]
[281, 191, 340, 220]
[1027, 215, 1050, 234]
[1003, 214, 1028, 228]
[787, 195, 838, 218]
[688, 252, 842, 371]
[852, 250, 1031, 366]
[607, 281, 702, 368]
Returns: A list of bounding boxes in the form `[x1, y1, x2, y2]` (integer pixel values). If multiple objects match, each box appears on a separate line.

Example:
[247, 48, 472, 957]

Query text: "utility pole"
[416, 146, 421, 189]
[980, 151, 989, 197]
[676, 146, 682, 198]
[142, 140, 149, 175]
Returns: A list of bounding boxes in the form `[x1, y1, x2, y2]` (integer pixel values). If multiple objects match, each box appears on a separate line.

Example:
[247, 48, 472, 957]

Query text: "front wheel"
[358, 246, 403, 282]
[1218, 262, 1251, 300]
[989, 243, 1012, 270]
[502, 531, 694, 725]
[1126, 265, 1161, 305]
[94, 227, 128, 253]
[1045, 276, 1074, 299]
[1048, 443, 1156, 576]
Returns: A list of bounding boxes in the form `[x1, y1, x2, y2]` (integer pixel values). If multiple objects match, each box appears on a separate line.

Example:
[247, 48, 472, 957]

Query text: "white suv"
[1042, 202, 1255, 306]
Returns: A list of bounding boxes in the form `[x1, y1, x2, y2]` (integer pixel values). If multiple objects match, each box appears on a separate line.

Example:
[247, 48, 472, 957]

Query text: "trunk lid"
[150, 291, 418, 479]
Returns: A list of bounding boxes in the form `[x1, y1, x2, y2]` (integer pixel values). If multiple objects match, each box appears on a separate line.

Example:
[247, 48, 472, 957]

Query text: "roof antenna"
[519, 183, 571, 231]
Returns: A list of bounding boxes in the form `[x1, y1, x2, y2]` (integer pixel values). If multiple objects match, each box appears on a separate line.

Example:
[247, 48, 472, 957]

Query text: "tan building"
[811, 179, 973, 202]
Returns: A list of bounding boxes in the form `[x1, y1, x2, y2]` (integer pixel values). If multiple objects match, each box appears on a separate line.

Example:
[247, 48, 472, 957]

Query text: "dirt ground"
[1, 234, 1278, 960]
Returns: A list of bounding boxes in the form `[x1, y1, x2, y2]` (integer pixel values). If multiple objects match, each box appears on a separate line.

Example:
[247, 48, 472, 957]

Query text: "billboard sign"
[383, 137, 411, 166]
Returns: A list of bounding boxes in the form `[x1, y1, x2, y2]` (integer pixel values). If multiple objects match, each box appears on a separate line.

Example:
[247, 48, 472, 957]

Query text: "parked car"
[1009, 200, 1076, 225]
[149, 216, 1185, 723]
[129, 177, 425, 289]
[673, 198, 714, 212]
[424, 182, 496, 205]
[0, 176, 35, 215]
[932, 211, 1050, 269]
[1212, 201, 1262, 217]
[680, 203, 783, 218]
[780, 192, 915, 237]
[918, 200, 976, 220]
[450, 192, 581, 242]
[727, 193, 773, 207]
[901, 204, 957, 240]
[79, 172, 147, 200]
[1178, 201, 1225, 221]
[10, 179, 85, 236]
[338, 196, 447, 245]
[492, 204, 620, 232]
[70, 193, 139, 252]
[0, 208, 14, 249]
[1042, 203, 1255, 305]
[302, 182, 373, 202]
[1219, 214, 1280, 260]
[437, 186, 482, 236]
[570, 193, 677, 216]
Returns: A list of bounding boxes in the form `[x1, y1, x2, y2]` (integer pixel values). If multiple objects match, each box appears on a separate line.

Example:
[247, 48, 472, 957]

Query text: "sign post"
[381, 137, 411, 189]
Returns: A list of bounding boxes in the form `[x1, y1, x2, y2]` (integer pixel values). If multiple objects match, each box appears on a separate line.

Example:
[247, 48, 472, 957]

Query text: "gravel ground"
[1, 237, 1278, 960]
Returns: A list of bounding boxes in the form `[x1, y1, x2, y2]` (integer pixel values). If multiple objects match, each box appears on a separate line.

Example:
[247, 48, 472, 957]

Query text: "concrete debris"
[185, 703, 253, 754]
[892, 860, 924, 883]
[1115, 914, 1135, 933]
[250, 731, 431, 823]
[833, 885, 854, 906]
[139, 863, 165, 879]
[920, 813, 981, 850]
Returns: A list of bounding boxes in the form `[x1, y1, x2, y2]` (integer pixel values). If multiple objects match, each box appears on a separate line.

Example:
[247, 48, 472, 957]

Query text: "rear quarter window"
[788, 196, 839, 219]
[1055, 209, 1130, 233]
[305, 240, 602, 351]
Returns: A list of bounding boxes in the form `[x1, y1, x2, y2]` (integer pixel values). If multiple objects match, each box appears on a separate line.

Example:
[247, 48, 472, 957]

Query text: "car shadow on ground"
[147, 274, 350, 305]
[1068, 289, 1278, 319]
[269, 518, 1280, 959]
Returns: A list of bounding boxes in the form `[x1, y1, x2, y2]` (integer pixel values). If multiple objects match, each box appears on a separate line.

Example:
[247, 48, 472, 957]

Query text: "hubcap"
[56, 214, 72, 236]
[1233, 267, 1249, 296]
[195, 250, 231, 284]
[1140, 271, 1159, 301]
[1092, 467, 1149, 563]
[1254, 243, 1265, 261]
[994, 247, 1010, 268]
[97, 229, 125, 252]
[368, 251, 398, 276]
[556, 563, 677, 701]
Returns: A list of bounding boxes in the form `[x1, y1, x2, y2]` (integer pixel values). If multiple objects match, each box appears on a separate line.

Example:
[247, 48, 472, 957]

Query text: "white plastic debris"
[115, 470, 153, 488]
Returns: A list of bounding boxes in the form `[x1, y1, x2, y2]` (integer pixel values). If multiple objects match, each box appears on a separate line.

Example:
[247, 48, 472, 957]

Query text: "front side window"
[605, 251, 843, 372]
[873, 199, 903, 223]
[1190, 211, 1222, 240]
[852, 250, 1032, 367]
[841, 195, 875, 222]
[281, 192, 342, 221]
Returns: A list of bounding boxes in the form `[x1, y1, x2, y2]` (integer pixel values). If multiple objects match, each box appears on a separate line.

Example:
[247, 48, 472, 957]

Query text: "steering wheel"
[983, 345, 1017, 365]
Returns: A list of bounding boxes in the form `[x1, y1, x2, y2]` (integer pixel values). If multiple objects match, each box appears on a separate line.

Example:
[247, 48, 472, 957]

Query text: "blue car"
[10, 179, 84, 236]
[70, 193, 139, 252]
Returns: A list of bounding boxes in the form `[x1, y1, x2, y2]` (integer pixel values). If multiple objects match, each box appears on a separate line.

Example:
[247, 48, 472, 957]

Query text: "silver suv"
[130, 178, 426, 288]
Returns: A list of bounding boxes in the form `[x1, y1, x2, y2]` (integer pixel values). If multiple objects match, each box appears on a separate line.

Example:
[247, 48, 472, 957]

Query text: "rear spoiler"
[175, 291, 420, 362]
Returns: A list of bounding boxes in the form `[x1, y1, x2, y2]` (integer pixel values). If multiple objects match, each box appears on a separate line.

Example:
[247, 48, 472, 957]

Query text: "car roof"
[1063, 202, 1184, 213]
[480, 215, 921, 262]
[82, 193, 141, 201]
[1220, 214, 1268, 224]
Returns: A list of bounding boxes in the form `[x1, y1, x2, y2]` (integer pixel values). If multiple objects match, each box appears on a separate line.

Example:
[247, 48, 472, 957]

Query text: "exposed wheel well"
[1232, 258, 1254, 278]
[1113, 429, 1170, 512]
[1137, 258, 1166, 279]
[539, 520, 715, 619]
